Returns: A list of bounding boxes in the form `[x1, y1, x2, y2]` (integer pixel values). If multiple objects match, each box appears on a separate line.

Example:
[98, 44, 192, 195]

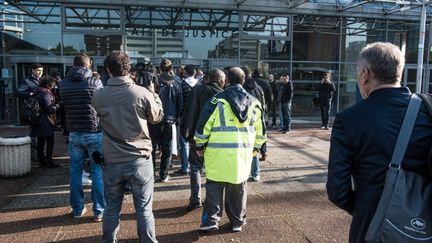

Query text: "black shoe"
[278, 129, 284, 132]
[174, 169, 189, 176]
[187, 202, 202, 212]
[282, 129, 290, 134]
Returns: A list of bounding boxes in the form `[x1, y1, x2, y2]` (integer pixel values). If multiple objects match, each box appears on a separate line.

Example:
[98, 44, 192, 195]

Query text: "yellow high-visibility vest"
[194, 97, 266, 184]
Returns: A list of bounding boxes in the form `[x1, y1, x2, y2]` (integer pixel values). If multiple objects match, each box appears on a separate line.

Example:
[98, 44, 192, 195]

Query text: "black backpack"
[21, 94, 41, 126]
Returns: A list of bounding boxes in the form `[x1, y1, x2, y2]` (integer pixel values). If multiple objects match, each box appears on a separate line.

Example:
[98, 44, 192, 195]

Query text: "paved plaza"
[0, 123, 351, 243]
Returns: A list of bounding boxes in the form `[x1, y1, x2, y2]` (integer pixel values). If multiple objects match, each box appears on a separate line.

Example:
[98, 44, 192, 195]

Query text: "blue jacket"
[16, 75, 40, 99]
[326, 87, 432, 243]
[59, 66, 103, 133]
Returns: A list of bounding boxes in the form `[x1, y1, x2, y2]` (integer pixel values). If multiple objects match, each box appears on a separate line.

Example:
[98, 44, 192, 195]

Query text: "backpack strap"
[389, 93, 422, 168]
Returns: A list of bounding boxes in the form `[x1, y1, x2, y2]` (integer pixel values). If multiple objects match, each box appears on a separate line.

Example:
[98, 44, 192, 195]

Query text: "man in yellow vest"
[194, 67, 266, 232]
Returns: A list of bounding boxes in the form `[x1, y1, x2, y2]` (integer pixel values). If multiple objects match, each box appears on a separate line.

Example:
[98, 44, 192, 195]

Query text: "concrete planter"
[0, 136, 31, 177]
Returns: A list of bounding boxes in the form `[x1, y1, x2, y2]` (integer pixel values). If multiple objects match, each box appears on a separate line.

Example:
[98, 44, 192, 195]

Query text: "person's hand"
[196, 150, 204, 158]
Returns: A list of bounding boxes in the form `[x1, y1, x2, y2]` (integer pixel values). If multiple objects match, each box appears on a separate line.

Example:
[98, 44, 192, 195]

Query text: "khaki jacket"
[92, 76, 163, 163]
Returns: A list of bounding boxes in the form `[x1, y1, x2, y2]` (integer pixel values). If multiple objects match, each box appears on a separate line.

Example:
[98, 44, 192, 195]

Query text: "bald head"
[228, 67, 245, 85]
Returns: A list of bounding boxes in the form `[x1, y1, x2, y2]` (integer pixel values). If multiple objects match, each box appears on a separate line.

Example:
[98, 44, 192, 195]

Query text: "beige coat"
[92, 76, 163, 163]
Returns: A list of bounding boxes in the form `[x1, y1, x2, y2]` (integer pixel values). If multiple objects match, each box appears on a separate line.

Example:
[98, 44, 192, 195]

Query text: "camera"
[135, 60, 157, 88]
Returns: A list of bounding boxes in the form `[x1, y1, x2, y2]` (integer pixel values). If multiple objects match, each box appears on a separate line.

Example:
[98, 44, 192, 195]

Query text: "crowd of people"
[14, 42, 432, 243]
[15, 47, 338, 242]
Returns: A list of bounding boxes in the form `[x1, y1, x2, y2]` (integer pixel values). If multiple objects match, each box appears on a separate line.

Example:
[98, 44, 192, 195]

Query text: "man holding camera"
[92, 51, 163, 243]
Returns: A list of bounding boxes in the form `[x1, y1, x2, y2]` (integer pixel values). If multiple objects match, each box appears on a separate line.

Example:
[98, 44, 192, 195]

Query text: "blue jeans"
[179, 135, 190, 173]
[102, 158, 157, 243]
[68, 132, 105, 216]
[281, 102, 292, 131]
[251, 155, 260, 177]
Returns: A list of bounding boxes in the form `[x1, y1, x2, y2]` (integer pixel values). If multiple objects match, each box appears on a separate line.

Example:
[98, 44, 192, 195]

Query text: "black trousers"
[150, 122, 173, 178]
[319, 100, 332, 127]
[37, 136, 54, 165]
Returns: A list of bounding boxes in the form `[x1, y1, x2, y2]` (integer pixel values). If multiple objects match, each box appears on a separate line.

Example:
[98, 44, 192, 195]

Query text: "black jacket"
[59, 66, 103, 133]
[280, 81, 293, 103]
[34, 87, 57, 137]
[16, 75, 40, 99]
[253, 75, 273, 109]
[182, 82, 223, 139]
[318, 81, 336, 101]
[326, 88, 432, 243]
[158, 73, 183, 124]
[243, 77, 265, 110]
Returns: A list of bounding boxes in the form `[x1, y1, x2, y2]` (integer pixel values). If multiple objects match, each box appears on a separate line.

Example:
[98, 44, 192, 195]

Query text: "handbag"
[365, 93, 432, 243]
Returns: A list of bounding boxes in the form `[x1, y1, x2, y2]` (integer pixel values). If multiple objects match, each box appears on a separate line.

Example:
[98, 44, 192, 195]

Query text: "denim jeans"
[281, 102, 292, 131]
[102, 158, 157, 243]
[68, 132, 105, 217]
[251, 155, 260, 177]
[179, 135, 190, 173]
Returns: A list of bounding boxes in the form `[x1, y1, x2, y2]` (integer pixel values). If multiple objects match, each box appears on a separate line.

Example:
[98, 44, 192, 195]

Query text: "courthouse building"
[0, 0, 431, 123]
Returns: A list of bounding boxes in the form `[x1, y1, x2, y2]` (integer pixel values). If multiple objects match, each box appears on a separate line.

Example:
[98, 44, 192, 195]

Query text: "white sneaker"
[199, 224, 219, 231]
[232, 226, 242, 232]
[252, 175, 260, 182]
[82, 174, 92, 186]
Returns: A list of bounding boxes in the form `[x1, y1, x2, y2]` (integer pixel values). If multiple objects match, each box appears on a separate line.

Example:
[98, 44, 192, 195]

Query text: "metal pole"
[336, 17, 342, 113]
[416, 2, 427, 93]
[425, 22, 432, 93]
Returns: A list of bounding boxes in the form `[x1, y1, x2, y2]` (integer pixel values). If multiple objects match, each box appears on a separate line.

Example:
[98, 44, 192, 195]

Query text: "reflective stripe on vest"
[207, 142, 252, 148]
[195, 131, 208, 140]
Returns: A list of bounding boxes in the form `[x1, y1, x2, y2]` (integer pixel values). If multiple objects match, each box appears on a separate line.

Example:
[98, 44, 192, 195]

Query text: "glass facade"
[0, 3, 431, 124]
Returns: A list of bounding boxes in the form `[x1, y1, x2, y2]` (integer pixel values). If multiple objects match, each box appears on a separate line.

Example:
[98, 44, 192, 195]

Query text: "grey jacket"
[92, 76, 164, 164]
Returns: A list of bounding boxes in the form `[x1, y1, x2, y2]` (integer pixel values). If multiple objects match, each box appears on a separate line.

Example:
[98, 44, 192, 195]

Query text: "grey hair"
[359, 42, 405, 84]
[209, 69, 225, 83]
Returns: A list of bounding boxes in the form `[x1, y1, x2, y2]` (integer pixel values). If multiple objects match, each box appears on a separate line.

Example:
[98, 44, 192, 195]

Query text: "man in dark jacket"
[178, 65, 198, 176]
[279, 74, 293, 133]
[326, 42, 432, 243]
[154, 58, 183, 182]
[252, 68, 273, 161]
[16, 63, 44, 161]
[59, 54, 105, 221]
[182, 69, 225, 211]
[318, 72, 336, 130]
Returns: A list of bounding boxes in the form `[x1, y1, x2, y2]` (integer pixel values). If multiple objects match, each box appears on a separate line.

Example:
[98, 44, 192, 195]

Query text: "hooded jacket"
[194, 84, 266, 184]
[243, 77, 265, 111]
[59, 66, 103, 133]
[253, 75, 273, 110]
[182, 82, 223, 139]
[158, 73, 183, 123]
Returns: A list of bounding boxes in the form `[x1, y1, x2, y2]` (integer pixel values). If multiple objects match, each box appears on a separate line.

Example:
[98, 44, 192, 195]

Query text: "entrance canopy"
[1, 0, 431, 28]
